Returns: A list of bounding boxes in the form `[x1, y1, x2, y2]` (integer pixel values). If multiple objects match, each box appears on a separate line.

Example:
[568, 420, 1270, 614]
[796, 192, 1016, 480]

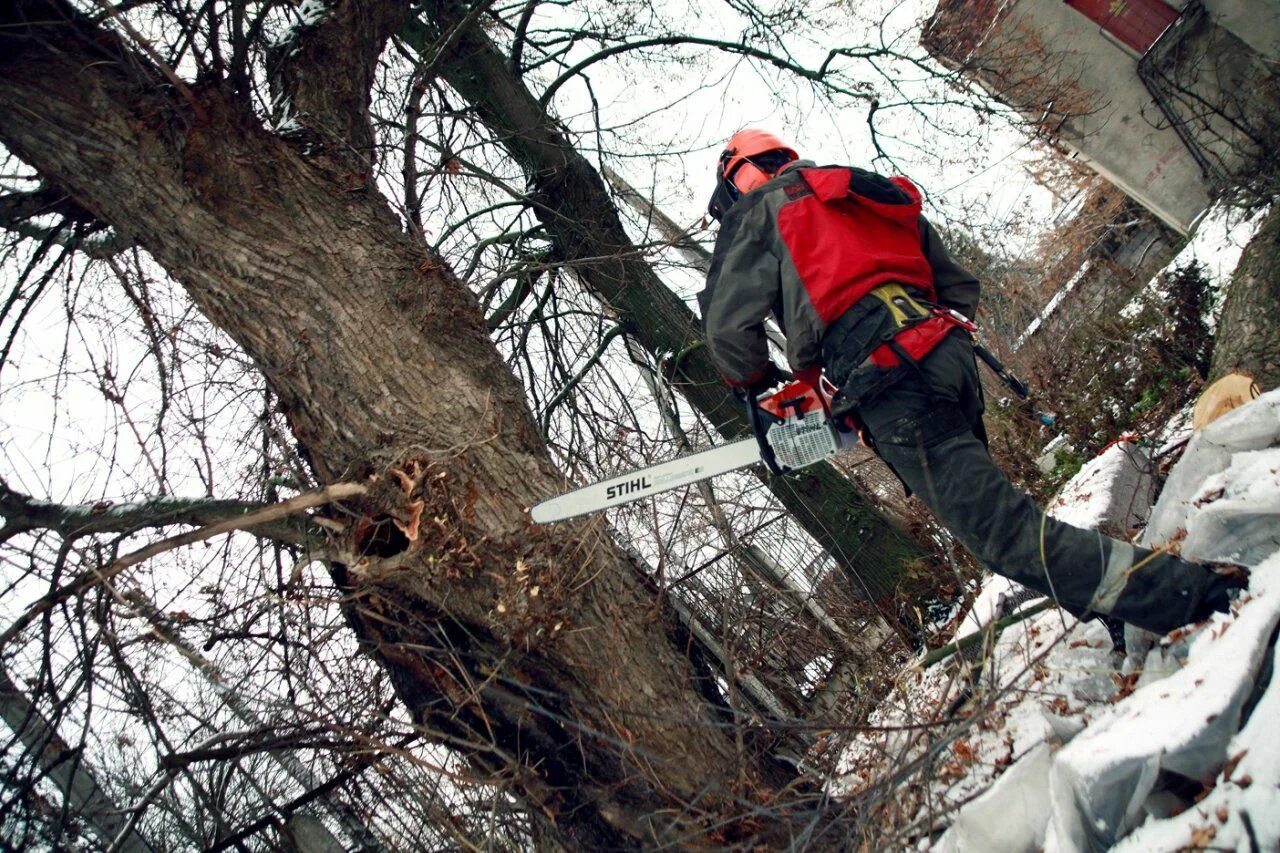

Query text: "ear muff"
[716, 140, 793, 219]
[707, 177, 739, 221]
[731, 160, 773, 194]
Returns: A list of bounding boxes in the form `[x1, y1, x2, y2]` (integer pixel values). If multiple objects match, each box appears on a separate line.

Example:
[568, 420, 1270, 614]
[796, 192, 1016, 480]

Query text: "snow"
[1180, 449, 1280, 565]
[295, 0, 330, 27]
[1047, 439, 1153, 533]
[957, 574, 1021, 634]
[832, 389, 1280, 850]
[1160, 204, 1271, 299]
[1144, 388, 1280, 557]
[270, 0, 332, 61]
[1043, 552, 1279, 850]
[1034, 433, 1071, 475]
[1113, 626, 1280, 852]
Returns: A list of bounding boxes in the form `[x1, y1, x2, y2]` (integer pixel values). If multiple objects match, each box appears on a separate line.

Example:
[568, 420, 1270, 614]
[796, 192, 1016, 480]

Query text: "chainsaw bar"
[530, 379, 855, 524]
[529, 438, 761, 524]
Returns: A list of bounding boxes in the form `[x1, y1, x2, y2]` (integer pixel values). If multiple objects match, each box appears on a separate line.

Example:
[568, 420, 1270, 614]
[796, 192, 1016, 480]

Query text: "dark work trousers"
[851, 332, 1217, 635]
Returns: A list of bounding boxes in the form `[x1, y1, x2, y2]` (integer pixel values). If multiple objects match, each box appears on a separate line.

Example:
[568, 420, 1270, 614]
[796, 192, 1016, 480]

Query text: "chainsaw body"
[747, 379, 857, 475]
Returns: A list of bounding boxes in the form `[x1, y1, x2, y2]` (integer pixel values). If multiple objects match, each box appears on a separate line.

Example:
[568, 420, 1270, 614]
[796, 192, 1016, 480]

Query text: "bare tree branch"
[0, 665, 158, 853]
[0, 479, 322, 547]
[0, 482, 366, 651]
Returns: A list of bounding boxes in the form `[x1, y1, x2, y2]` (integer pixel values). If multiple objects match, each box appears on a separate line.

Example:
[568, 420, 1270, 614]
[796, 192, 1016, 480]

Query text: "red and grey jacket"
[697, 160, 980, 388]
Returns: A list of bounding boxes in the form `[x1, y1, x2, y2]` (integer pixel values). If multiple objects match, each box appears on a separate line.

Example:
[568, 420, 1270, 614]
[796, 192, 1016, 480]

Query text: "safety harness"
[824, 283, 977, 418]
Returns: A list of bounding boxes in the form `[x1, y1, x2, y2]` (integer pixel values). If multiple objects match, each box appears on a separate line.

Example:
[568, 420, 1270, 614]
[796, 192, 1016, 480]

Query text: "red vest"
[778, 168, 936, 322]
[778, 168, 954, 367]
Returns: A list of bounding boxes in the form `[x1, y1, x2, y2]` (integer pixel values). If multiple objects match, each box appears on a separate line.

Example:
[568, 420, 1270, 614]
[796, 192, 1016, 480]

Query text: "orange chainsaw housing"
[757, 380, 831, 420]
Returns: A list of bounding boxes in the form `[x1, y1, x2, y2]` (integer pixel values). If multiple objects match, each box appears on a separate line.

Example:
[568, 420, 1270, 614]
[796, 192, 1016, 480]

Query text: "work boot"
[1190, 564, 1251, 622]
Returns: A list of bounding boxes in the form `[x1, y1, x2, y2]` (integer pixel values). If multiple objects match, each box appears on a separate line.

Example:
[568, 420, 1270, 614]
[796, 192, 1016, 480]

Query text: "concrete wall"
[923, 0, 1280, 231]
[987, 0, 1211, 233]
[1142, 6, 1280, 200]
[1203, 0, 1280, 58]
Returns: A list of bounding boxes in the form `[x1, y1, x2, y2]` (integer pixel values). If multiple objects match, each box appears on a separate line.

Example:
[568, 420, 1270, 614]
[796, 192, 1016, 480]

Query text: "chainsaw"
[529, 378, 859, 524]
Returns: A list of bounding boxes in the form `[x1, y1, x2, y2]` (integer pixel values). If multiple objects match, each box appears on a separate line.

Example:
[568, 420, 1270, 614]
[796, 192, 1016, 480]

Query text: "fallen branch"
[916, 600, 1055, 669]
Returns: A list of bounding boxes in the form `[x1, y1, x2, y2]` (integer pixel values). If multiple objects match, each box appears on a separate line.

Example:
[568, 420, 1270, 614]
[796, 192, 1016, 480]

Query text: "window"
[1066, 0, 1181, 54]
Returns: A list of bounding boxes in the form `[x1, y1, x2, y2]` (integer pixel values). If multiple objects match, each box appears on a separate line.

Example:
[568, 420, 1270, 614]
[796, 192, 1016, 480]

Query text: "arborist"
[698, 129, 1244, 635]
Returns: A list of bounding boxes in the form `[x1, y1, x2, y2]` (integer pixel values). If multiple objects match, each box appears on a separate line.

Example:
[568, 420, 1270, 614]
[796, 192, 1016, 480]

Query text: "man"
[697, 129, 1243, 635]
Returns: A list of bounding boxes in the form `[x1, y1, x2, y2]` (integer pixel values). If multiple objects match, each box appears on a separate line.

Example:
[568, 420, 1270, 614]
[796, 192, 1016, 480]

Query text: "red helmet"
[717, 129, 799, 193]
[708, 129, 799, 220]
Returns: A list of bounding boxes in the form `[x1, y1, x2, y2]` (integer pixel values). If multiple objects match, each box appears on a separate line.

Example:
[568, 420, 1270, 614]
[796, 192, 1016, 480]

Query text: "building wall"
[990, 0, 1211, 232]
[1203, 0, 1280, 58]
[1141, 4, 1280, 202]
[926, 0, 1280, 233]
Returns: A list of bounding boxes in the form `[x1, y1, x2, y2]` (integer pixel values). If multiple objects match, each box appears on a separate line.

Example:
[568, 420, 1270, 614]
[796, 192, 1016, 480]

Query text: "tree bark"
[412, 3, 925, 601]
[0, 2, 808, 846]
[1210, 205, 1280, 390]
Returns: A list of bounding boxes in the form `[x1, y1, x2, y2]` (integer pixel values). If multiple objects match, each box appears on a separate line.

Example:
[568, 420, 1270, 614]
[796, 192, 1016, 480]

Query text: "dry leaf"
[1188, 824, 1216, 848]
[1222, 749, 1248, 781]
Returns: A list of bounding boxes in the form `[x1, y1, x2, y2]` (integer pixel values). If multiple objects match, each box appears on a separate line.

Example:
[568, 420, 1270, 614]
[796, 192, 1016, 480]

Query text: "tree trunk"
[0, 2, 807, 846]
[412, 3, 925, 601]
[0, 667, 157, 852]
[1210, 205, 1280, 390]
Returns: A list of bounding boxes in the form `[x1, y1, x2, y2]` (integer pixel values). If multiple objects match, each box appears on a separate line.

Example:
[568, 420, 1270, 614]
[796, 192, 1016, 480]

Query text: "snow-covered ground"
[833, 390, 1280, 851]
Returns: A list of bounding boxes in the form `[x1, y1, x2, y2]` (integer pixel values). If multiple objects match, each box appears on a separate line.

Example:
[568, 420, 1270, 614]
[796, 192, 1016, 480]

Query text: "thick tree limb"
[268, 0, 412, 172]
[508, 0, 541, 74]
[0, 187, 74, 226]
[0, 479, 320, 547]
[601, 164, 712, 272]
[0, 187, 129, 256]
[1209, 204, 1280, 388]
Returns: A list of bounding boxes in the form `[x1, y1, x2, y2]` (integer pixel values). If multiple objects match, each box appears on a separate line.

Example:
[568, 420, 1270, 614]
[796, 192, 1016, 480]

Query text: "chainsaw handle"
[745, 391, 787, 476]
